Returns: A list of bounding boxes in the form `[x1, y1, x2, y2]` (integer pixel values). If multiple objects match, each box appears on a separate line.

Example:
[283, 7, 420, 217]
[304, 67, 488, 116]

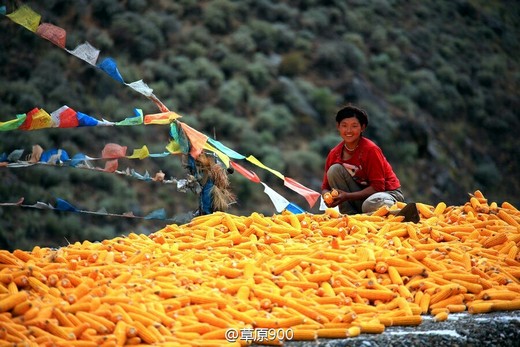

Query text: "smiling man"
[321, 104, 405, 215]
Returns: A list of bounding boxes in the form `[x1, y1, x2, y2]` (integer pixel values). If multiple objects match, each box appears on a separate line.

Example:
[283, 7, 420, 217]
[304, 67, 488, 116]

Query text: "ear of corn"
[0, 191, 519, 345]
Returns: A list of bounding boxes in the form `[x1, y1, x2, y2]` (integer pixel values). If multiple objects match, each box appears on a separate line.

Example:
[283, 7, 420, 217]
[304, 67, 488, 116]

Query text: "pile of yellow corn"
[1, 190, 519, 346]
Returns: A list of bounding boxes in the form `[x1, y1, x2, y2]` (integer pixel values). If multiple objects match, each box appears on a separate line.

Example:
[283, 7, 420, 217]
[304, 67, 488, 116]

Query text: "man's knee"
[327, 163, 345, 179]
[362, 192, 396, 213]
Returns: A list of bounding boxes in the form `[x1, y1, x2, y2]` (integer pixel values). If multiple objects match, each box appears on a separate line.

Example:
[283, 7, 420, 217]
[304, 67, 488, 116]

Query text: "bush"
[168, 56, 197, 81]
[294, 79, 338, 124]
[172, 79, 211, 110]
[219, 52, 248, 77]
[254, 104, 295, 137]
[217, 78, 253, 112]
[248, 20, 278, 53]
[229, 27, 257, 54]
[203, 0, 237, 35]
[199, 106, 251, 139]
[142, 60, 179, 86]
[91, 0, 124, 26]
[182, 42, 208, 59]
[279, 52, 308, 77]
[246, 61, 272, 90]
[300, 7, 330, 34]
[284, 149, 323, 179]
[314, 41, 366, 74]
[110, 12, 165, 61]
[193, 57, 225, 88]
[0, 81, 44, 113]
[475, 160, 502, 188]
[309, 133, 342, 158]
[368, 25, 388, 53]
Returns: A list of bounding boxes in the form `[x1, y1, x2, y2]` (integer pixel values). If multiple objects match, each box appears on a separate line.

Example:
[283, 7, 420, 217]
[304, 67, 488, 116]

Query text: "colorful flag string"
[4, 4, 169, 112]
[2, 4, 321, 212]
[0, 197, 193, 223]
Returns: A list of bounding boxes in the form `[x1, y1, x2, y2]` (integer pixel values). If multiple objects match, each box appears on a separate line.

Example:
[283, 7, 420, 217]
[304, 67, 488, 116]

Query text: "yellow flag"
[29, 109, 52, 130]
[7, 5, 41, 32]
[204, 142, 230, 168]
[246, 155, 285, 180]
[127, 145, 150, 159]
[144, 111, 182, 125]
[166, 140, 182, 154]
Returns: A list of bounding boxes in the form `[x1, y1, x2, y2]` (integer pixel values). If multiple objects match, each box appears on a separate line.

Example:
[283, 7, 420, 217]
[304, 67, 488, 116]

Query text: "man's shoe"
[396, 202, 420, 223]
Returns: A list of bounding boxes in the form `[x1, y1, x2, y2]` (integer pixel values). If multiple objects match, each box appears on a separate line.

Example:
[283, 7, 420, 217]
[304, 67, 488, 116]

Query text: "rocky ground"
[282, 311, 520, 347]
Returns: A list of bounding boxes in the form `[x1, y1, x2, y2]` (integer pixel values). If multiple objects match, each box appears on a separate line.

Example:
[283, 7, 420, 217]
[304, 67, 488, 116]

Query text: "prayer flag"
[127, 145, 150, 159]
[56, 198, 79, 212]
[207, 138, 245, 160]
[144, 111, 181, 125]
[6, 5, 41, 32]
[203, 142, 230, 168]
[77, 112, 99, 126]
[179, 122, 208, 159]
[19, 108, 52, 130]
[98, 57, 125, 84]
[246, 155, 285, 180]
[261, 182, 290, 212]
[101, 143, 127, 159]
[127, 80, 153, 97]
[283, 177, 320, 208]
[66, 42, 100, 66]
[116, 109, 143, 126]
[0, 114, 27, 131]
[36, 22, 66, 48]
[230, 161, 261, 183]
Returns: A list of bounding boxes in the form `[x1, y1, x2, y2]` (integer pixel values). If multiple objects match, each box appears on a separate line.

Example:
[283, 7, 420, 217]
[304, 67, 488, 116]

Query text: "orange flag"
[179, 122, 208, 159]
[144, 111, 181, 125]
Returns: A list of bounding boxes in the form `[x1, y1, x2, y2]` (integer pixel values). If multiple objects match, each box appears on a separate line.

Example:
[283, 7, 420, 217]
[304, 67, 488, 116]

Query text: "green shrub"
[254, 104, 294, 137]
[283, 149, 323, 179]
[194, 57, 225, 88]
[182, 42, 208, 59]
[199, 106, 251, 139]
[309, 133, 342, 158]
[475, 160, 502, 188]
[229, 27, 257, 54]
[168, 56, 197, 81]
[172, 79, 211, 110]
[246, 61, 272, 90]
[279, 52, 308, 77]
[301, 7, 330, 33]
[248, 19, 278, 53]
[368, 25, 388, 53]
[217, 78, 253, 112]
[314, 41, 366, 74]
[110, 12, 164, 61]
[203, 0, 237, 34]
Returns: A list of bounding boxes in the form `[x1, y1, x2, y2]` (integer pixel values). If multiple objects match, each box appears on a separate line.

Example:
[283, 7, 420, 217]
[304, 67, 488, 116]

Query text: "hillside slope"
[0, 0, 519, 250]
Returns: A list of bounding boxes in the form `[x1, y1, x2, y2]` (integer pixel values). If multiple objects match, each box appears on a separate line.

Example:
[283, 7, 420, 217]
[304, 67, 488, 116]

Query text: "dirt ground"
[282, 311, 520, 347]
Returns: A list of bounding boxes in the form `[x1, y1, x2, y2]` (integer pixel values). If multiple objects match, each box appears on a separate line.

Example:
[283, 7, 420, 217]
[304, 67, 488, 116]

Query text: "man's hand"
[323, 189, 344, 207]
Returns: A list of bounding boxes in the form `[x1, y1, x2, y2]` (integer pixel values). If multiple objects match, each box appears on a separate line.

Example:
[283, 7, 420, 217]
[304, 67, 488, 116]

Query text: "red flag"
[230, 161, 261, 183]
[58, 107, 79, 128]
[36, 23, 66, 48]
[18, 108, 39, 130]
[103, 159, 118, 173]
[284, 177, 320, 208]
[101, 143, 127, 159]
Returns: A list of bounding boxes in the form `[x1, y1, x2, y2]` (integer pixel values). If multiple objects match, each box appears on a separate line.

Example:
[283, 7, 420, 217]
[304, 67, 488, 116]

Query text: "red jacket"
[321, 137, 401, 192]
